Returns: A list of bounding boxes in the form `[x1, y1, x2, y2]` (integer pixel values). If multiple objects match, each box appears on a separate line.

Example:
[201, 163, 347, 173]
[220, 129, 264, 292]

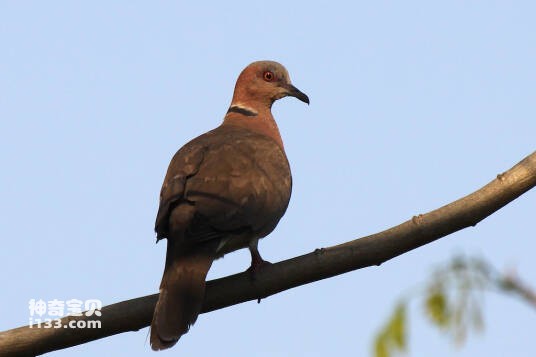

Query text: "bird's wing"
[154, 136, 206, 239]
[155, 126, 291, 243]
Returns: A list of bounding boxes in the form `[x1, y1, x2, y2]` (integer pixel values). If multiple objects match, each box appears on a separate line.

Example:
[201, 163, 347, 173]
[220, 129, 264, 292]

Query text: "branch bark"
[1, 151, 535, 356]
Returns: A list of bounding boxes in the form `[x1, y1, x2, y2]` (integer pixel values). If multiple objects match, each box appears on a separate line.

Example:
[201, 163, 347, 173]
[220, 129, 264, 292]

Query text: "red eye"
[263, 71, 274, 81]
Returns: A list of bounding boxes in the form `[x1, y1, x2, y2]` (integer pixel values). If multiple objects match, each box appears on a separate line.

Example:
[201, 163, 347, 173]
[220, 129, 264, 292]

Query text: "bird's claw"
[246, 259, 273, 280]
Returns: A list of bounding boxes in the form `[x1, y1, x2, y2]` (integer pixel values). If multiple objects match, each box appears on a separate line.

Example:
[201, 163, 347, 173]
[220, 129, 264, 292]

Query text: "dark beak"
[285, 84, 310, 104]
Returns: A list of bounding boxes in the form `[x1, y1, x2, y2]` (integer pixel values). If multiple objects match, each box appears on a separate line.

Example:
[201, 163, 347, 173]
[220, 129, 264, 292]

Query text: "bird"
[150, 60, 309, 350]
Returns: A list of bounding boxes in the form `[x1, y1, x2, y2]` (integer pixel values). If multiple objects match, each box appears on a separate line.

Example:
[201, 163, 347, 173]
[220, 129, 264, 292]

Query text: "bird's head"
[230, 61, 309, 111]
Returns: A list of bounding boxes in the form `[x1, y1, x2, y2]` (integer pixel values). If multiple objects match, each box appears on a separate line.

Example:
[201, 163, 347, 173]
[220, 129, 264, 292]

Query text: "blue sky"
[1, 2, 535, 356]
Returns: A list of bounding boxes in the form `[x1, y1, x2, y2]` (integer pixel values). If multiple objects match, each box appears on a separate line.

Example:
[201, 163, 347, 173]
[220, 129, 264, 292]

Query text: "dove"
[150, 60, 309, 350]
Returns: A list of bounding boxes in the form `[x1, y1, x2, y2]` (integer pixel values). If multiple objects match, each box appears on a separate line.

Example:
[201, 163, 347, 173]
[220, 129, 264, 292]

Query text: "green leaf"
[391, 304, 406, 349]
[374, 334, 388, 357]
[373, 302, 407, 357]
[425, 289, 450, 328]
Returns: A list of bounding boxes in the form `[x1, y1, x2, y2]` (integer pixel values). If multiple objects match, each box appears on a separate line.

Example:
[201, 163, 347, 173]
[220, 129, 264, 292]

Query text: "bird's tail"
[150, 239, 216, 350]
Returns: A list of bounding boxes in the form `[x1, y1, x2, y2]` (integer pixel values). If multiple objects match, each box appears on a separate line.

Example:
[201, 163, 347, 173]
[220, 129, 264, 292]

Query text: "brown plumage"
[150, 61, 309, 350]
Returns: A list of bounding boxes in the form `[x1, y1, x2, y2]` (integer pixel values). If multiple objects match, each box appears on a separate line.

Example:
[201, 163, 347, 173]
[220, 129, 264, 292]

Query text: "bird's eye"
[263, 71, 274, 82]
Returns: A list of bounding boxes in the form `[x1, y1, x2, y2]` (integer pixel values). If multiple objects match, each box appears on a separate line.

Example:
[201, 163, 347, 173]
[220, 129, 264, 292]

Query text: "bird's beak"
[284, 84, 310, 105]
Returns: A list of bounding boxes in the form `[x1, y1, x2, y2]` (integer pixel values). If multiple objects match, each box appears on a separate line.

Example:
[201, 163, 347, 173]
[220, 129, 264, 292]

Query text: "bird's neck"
[222, 103, 284, 150]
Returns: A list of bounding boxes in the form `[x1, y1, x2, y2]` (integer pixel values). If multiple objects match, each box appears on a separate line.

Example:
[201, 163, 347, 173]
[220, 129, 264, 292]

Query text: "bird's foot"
[246, 239, 272, 283]
[246, 258, 273, 303]
[247, 258, 272, 275]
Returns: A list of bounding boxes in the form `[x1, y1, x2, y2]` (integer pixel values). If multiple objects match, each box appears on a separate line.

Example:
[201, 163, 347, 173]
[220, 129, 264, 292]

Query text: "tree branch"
[500, 273, 536, 309]
[1, 151, 535, 356]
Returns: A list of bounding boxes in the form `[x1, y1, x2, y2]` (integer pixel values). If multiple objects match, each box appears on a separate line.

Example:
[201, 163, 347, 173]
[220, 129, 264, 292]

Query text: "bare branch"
[500, 274, 536, 309]
[1, 151, 535, 356]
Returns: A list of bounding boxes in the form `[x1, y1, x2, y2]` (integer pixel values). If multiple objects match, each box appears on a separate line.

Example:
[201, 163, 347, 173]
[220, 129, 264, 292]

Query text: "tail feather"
[150, 240, 216, 350]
